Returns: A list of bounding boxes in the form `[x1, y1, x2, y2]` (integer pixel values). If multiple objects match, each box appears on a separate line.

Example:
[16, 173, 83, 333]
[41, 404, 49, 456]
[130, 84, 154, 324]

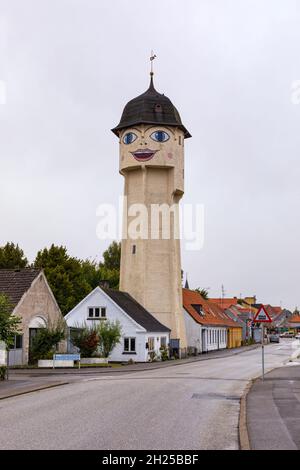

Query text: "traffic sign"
[253, 305, 272, 323]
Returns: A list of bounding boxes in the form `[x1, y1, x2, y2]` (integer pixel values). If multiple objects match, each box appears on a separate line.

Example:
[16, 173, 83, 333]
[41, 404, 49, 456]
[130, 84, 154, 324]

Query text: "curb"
[239, 380, 252, 450]
[0, 381, 69, 401]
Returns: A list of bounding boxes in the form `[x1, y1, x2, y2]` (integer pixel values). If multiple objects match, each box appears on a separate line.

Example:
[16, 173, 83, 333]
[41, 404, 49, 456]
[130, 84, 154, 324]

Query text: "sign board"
[54, 354, 80, 361]
[253, 305, 272, 323]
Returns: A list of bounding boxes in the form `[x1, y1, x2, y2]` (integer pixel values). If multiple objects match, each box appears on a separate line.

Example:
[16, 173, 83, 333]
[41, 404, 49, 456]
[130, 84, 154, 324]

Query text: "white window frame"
[123, 337, 136, 353]
[87, 306, 107, 319]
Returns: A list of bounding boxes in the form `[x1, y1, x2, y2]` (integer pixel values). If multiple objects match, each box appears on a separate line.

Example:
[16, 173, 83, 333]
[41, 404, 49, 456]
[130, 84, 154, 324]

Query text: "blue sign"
[54, 354, 80, 361]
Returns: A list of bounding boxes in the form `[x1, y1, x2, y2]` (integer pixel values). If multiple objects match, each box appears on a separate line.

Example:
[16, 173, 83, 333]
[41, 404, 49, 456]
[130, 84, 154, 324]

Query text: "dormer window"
[88, 307, 106, 319]
[192, 304, 204, 316]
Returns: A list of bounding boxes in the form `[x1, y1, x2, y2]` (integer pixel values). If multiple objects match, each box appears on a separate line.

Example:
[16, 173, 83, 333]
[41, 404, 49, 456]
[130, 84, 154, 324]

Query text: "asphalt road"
[0, 340, 296, 450]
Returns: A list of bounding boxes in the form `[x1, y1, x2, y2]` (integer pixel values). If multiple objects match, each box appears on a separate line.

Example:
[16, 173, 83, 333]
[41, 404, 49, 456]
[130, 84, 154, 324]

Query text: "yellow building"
[227, 327, 243, 349]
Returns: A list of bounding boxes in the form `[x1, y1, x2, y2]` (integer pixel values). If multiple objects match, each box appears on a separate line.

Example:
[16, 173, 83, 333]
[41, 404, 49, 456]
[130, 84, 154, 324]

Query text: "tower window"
[132, 245, 136, 254]
[179, 136, 182, 145]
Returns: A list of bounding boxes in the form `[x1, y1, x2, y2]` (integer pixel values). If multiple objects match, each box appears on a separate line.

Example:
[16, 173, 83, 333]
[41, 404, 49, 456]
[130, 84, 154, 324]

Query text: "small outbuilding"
[0, 268, 64, 365]
[65, 286, 170, 362]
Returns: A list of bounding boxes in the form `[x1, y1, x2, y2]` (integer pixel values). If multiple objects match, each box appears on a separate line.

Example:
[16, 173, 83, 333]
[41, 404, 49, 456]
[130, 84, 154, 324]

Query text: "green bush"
[71, 324, 99, 357]
[0, 366, 7, 380]
[29, 319, 66, 364]
[97, 320, 122, 358]
[160, 346, 169, 361]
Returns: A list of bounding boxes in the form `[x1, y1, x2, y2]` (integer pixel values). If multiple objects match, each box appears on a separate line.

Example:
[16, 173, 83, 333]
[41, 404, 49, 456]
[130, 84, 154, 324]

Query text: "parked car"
[269, 334, 280, 343]
[295, 334, 300, 340]
[280, 332, 294, 338]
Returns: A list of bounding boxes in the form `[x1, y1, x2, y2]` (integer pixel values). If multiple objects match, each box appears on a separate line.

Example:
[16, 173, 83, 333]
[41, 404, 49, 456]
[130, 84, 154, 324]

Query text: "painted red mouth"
[131, 149, 157, 162]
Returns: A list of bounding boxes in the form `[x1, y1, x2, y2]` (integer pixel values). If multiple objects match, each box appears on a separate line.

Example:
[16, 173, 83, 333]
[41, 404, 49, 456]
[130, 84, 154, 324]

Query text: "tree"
[0, 243, 28, 269]
[100, 241, 121, 271]
[97, 319, 122, 358]
[194, 288, 209, 300]
[34, 245, 91, 315]
[29, 319, 66, 364]
[0, 294, 21, 347]
[71, 324, 99, 357]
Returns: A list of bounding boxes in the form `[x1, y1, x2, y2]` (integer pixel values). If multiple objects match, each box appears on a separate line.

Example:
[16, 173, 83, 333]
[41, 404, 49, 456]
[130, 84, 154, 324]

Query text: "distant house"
[183, 289, 242, 354]
[65, 287, 170, 362]
[0, 269, 64, 365]
[287, 313, 300, 331]
[225, 306, 248, 341]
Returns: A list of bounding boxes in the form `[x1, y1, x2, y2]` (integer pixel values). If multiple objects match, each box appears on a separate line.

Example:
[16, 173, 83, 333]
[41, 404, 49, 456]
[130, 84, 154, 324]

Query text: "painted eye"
[150, 131, 170, 142]
[123, 132, 137, 145]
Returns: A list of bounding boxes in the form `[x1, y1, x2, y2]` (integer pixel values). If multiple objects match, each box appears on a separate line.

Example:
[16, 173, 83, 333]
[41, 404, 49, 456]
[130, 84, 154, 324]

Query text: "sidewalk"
[246, 364, 300, 450]
[0, 344, 259, 399]
[0, 377, 69, 400]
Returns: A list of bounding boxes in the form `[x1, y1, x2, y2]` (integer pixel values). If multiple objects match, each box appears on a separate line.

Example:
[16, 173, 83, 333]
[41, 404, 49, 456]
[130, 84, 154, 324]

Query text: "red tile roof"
[289, 314, 300, 324]
[183, 289, 242, 329]
[209, 298, 239, 309]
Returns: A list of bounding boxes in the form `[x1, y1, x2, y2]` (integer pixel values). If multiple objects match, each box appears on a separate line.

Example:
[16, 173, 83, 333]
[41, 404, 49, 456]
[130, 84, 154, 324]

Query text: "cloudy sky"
[0, 0, 299, 309]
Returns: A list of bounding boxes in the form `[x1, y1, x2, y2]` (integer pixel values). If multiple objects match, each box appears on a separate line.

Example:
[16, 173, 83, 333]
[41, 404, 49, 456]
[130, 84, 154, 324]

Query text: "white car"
[295, 334, 300, 340]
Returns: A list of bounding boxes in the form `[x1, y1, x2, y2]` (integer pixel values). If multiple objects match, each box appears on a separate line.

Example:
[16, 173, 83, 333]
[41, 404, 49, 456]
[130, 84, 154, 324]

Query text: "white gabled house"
[65, 286, 170, 362]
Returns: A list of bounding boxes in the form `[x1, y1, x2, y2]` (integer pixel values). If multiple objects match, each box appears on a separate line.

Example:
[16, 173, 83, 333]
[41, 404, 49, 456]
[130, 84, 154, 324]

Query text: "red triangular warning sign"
[253, 305, 272, 323]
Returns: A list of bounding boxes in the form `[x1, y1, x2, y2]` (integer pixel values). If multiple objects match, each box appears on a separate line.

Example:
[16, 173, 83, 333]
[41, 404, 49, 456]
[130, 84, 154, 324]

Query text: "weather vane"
[150, 50, 157, 76]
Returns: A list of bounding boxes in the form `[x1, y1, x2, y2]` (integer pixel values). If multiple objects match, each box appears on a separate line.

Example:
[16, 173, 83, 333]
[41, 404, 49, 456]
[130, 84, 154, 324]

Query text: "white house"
[65, 286, 170, 362]
[183, 289, 228, 353]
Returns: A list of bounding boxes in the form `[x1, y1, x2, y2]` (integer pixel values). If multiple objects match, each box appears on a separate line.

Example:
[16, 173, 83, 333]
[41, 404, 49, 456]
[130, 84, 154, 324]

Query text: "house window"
[10, 335, 23, 350]
[160, 337, 167, 348]
[124, 337, 136, 353]
[88, 307, 107, 319]
[132, 245, 136, 254]
[147, 337, 155, 351]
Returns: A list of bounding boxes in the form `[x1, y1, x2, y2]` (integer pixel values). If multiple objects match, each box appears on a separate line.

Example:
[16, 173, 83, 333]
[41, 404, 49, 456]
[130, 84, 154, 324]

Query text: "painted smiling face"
[120, 126, 182, 167]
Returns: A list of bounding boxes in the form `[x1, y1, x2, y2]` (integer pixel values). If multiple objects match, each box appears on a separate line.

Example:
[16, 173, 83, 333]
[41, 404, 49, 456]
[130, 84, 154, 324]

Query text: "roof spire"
[149, 50, 157, 89]
[185, 274, 190, 290]
[150, 50, 157, 76]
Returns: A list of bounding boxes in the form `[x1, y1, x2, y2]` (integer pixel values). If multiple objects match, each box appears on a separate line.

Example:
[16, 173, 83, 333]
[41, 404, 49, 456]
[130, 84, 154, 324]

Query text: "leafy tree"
[0, 294, 21, 348]
[0, 243, 28, 269]
[97, 319, 122, 358]
[34, 245, 91, 315]
[29, 319, 66, 364]
[194, 288, 210, 300]
[100, 241, 121, 271]
[71, 324, 99, 357]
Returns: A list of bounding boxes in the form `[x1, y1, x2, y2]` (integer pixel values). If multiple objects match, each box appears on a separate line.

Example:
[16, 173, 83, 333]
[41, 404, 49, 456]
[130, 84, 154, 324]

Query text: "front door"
[8, 334, 24, 366]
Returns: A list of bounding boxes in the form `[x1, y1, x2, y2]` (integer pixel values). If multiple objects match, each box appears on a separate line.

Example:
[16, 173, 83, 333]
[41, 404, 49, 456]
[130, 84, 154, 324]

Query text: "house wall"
[66, 288, 169, 362]
[183, 309, 202, 353]
[227, 328, 242, 348]
[13, 273, 64, 365]
[202, 327, 227, 352]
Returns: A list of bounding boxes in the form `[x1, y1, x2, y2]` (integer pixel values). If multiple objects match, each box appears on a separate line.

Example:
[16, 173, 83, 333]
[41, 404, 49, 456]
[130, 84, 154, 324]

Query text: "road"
[0, 340, 297, 450]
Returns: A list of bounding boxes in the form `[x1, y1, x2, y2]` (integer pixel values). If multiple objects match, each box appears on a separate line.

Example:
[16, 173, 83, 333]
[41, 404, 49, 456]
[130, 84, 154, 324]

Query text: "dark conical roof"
[112, 76, 191, 138]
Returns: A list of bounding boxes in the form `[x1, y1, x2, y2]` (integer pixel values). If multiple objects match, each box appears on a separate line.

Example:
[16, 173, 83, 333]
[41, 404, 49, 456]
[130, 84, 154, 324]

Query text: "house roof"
[289, 314, 300, 324]
[183, 289, 241, 329]
[102, 288, 170, 333]
[0, 268, 42, 309]
[209, 298, 239, 309]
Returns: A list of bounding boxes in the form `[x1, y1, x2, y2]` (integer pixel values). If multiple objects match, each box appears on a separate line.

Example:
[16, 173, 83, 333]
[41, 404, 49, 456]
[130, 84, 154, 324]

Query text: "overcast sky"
[0, 0, 299, 309]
